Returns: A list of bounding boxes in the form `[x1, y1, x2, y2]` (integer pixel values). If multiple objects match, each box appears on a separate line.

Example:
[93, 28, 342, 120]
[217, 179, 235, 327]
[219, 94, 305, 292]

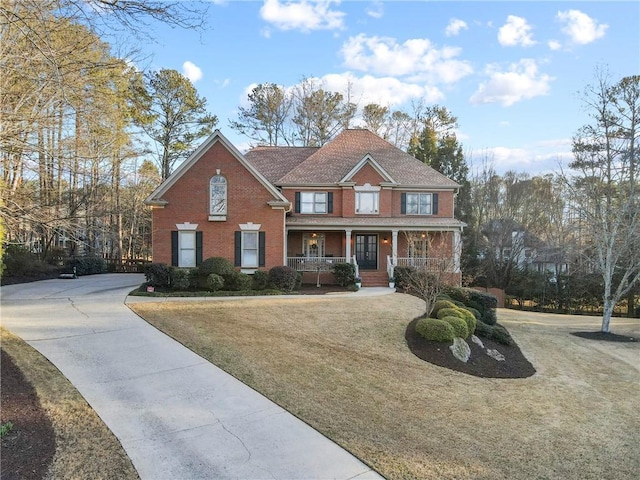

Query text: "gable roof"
[144, 130, 289, 206]
[243, 146, 318, 184]
[245, 129, 460, 188]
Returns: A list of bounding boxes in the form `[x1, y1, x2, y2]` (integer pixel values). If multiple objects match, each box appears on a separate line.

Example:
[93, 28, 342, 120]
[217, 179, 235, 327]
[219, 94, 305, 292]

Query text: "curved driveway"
[1, 274, 383, 480]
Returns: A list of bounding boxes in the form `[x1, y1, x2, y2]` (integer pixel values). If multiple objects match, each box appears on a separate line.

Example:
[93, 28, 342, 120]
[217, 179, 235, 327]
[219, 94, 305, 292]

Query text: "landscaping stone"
[449, 337, 471, 363]
[471, 335, 484, 349]
[486, 349, 505, 361]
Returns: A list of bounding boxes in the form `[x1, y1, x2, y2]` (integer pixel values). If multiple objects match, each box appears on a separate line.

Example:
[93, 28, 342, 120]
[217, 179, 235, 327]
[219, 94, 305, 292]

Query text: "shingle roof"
[244, 129, 460, 188]
[244, 146, 318, 184]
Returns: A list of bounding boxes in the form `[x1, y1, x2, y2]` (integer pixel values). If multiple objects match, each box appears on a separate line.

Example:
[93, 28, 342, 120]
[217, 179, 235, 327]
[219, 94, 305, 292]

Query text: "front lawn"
[129, 294, 640, 480]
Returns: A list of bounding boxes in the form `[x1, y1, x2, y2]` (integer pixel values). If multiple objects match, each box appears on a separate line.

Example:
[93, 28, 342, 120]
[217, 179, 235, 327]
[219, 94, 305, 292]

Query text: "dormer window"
[209, 172, 227, 221]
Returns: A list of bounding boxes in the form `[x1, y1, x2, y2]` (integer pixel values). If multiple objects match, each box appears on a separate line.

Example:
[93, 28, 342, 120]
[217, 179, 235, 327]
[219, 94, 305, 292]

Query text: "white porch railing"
[287, 256, 347, 272]
[388, 256, 455, 275]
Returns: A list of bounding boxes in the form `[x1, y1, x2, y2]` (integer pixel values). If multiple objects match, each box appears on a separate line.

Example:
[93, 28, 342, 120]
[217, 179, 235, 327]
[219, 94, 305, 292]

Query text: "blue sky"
[135, 1, 639, 175]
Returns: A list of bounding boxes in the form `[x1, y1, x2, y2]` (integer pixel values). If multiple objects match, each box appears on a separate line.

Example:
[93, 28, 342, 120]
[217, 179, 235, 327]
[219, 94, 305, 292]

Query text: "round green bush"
[415, 318, 456, 342]
[440, 315, 469, 339]
[226, 271, 253, 291]
[474, 320, 493, 338]
[456, 308, 477, 334]
[431, 300, 457, 317]
[466, 307, 482, 320]
[481, 309, 498, 326]
[268, 265, 298, 292]
[436, 307, 464, 320]
[198, 257, 235, 277]
[490, 324, 514, 346]
[170, 268, 191, 291]
[252, 270, 269, 290]
[206, 273, 225, 292]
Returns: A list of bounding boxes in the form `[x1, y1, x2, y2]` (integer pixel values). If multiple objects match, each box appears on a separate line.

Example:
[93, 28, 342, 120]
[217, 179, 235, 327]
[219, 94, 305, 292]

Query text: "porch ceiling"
[285, 216, 466, 231]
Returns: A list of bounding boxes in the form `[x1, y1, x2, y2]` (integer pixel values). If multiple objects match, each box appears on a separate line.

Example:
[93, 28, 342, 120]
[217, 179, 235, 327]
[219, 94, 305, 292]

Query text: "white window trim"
[175, 223, 199, 268]
[209, 171, 227, 221]
[302, 233, 325, 258]
[300, 191, 328, 214]
[405, 192, 433, 215]
[239, 223, 261, 272]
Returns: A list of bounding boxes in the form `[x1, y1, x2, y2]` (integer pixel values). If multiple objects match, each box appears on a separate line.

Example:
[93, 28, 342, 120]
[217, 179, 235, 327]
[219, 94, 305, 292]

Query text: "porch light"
[421, 233, 426, 239]
[383, 237, 389, 244]
[311, 232, 317, 238]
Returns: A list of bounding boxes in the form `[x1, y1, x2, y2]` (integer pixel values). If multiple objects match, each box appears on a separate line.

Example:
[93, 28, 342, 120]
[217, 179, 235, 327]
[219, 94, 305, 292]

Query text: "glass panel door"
[355, 234, 378, 269]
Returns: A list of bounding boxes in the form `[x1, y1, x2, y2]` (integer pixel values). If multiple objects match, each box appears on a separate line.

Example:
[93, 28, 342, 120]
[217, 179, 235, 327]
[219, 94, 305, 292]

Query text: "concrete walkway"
[1, 274, 384, 480]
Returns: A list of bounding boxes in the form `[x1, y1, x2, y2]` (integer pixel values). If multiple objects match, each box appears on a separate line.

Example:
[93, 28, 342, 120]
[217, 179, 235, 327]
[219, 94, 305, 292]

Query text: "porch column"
[391, 229, 398, 265]
[453, 229, 461, 273]
[345, 229, 352, 263]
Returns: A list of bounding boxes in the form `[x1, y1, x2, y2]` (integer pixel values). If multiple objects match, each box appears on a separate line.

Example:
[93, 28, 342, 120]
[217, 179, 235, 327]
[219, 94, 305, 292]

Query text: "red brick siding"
[151, 141, 285, 269]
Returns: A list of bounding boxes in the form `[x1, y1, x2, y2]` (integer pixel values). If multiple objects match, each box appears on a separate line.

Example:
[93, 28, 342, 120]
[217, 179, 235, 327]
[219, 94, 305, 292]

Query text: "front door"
[355, 234, 378, 270]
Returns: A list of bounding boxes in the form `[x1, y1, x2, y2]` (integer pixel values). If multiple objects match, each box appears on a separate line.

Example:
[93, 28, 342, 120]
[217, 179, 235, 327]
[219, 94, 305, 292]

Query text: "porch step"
[359, 271, 390, 287]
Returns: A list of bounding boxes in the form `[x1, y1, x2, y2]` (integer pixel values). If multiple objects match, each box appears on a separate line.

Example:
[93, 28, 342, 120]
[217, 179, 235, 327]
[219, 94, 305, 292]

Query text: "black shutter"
[401, 193, 406, 214]
[295, 192, 301, 213]
[234, 231, 241, 267]
[171, 231, 178, 266]
[433, 193, 438, 215]
[196, 231, 203, 266]
[327, 192, 333, 213]
[259, 232, 266, 267]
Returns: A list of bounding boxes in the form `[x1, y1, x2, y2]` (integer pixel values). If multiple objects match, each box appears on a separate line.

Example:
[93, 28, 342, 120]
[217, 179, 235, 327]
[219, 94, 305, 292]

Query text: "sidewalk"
[1, 274, 384, 480]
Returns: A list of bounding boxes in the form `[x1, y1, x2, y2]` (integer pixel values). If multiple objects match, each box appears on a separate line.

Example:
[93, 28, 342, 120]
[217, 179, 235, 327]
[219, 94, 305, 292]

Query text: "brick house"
[145, 129, 466, 286]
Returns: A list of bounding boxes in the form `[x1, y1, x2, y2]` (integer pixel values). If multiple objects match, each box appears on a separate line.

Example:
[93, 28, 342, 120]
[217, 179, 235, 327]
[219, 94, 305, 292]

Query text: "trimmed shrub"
[268, 265, 298, 292]
[225, 272, 253, 291]
[65, 256, 106, 276]
[436, 307, 464, 320]
[456, 308, 477, 334]
[198, 257, 235, 277]
[170, 268, 191, 291]
[466, 307, 482, 320]
[252, 270, 269, 290]
[481, 309, 498, 326]
[441, 315, 469, 339]
[144, 263, 171, 288]
[207, 273, 225, 292]
[432, 300, 457, 317]
[415, 318, 456, 342]
[393, 265, 415, 289]
[331, 263, 356, 287]
[490, 324, 514, 346]
[474, 320, 493, 338]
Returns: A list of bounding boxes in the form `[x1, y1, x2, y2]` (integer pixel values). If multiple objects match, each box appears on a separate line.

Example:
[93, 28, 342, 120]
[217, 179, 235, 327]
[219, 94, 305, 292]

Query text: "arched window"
[209, 174, 227, 221]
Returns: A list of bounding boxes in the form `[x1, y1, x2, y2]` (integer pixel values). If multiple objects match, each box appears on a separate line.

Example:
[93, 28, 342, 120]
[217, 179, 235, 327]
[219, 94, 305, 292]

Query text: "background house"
[145, 129, 466, 286]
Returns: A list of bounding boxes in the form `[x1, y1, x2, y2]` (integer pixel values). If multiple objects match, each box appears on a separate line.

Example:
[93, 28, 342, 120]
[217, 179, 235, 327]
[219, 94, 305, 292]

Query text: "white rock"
[486, 348, 505, 361]
[471, 335, 484, 349]
[449, 337, 471, 363]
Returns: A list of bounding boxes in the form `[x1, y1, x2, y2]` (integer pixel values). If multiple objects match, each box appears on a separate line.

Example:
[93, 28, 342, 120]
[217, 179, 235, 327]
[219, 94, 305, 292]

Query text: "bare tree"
[564, 70, 640, 332]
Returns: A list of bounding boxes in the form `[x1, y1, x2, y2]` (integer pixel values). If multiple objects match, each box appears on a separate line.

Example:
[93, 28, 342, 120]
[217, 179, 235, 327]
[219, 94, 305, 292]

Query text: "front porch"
[285, 228, 462, 287]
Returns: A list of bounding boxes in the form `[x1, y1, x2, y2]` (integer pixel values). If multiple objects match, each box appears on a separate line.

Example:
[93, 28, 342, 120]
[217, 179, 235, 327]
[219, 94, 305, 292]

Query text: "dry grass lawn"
[130, 293, 640, 480]
[0, 328, 139, 480]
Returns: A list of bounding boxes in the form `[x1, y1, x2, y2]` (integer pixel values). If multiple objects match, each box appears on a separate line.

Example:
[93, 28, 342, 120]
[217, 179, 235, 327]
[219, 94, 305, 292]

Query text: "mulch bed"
[405, 318, 536, 379]
[0, 349, 56, 480]
[571, 331, 640, 343]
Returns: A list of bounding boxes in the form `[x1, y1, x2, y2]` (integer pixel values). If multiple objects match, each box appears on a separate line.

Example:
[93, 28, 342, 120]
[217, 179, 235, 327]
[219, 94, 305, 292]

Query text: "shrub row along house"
[145, 129, 466, 286]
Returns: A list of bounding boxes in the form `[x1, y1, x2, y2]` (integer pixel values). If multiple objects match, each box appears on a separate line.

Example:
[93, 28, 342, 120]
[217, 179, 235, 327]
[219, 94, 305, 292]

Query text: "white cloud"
[366, 1, 383, 19]
[182, 61, 203, 83]
[556, 9, 607, 45]
[498, 15, 535, 47]
[445, 18, 468, 37]
[547, 39, 562, 51]
[470, 59, 553, 106]
[259, 0, 345, 32]
[340, 34, 473, 84]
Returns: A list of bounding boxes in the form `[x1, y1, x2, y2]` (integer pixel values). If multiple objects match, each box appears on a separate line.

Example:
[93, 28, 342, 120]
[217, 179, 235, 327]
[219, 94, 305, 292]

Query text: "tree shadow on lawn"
[571, 331, 640, 343]
[405, 318, 536, 379]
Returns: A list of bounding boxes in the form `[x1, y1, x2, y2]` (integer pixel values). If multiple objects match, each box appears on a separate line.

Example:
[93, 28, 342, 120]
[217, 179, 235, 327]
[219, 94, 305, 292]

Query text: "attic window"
[209, 173, 227, 221]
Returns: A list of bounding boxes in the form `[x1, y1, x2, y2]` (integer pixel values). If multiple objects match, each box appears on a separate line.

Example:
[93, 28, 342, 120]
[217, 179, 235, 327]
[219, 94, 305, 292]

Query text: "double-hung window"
[301, 192, 327, 213]
[402, 193, 438, 215]
[235, 223, 265, 271]
[242, 231, 259, 267]
[356, 191, 379, 214]
[295, 192, 333, 214]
